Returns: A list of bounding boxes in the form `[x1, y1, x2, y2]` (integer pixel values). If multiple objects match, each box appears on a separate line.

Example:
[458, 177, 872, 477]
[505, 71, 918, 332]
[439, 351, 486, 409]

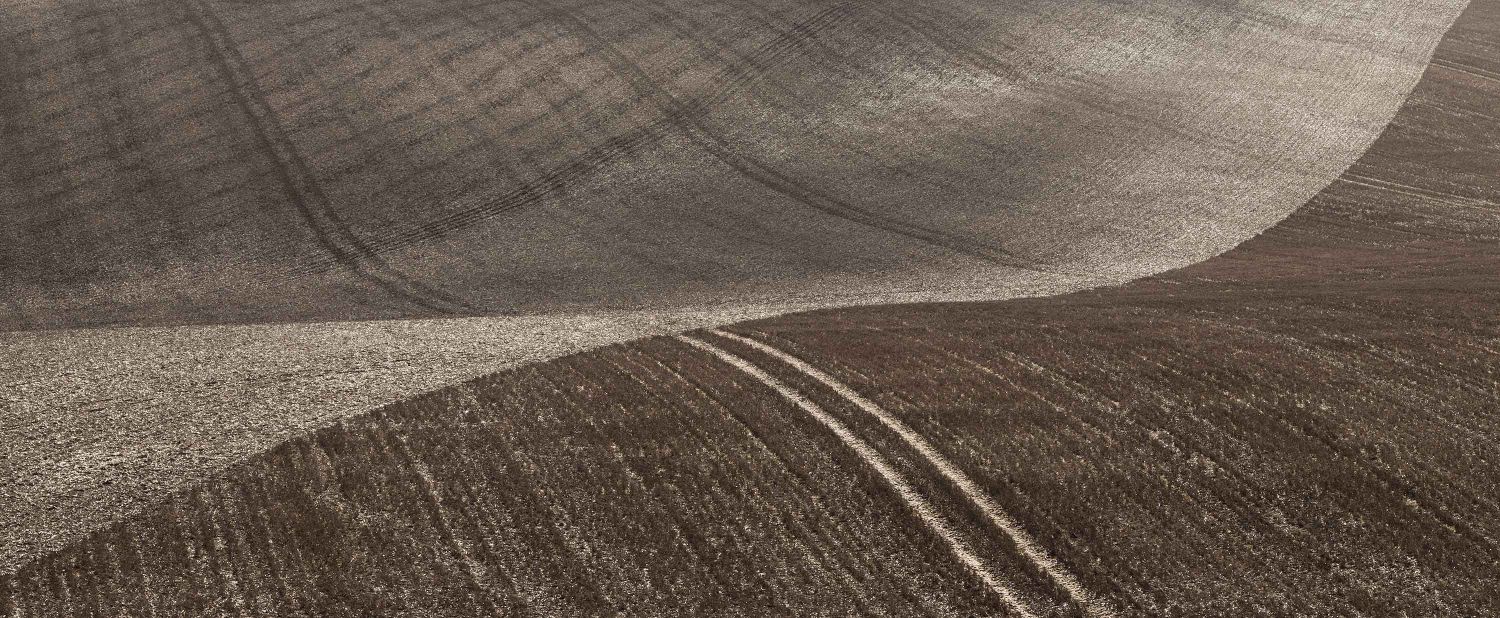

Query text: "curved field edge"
[0, 0, 1469, 579]
[4, 0, 1498, 614]
[0, 0, 1462, 331]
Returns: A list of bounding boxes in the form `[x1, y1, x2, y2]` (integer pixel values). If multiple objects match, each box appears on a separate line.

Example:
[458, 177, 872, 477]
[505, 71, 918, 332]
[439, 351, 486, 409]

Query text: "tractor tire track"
[676, 333, 1043, 618]
[180, 0, 476, 313]
[286, 2, 1053, 278]
[704, 328, 1118, 618]
[528, 2, 1053, 273]
[282, 4, 854, 278]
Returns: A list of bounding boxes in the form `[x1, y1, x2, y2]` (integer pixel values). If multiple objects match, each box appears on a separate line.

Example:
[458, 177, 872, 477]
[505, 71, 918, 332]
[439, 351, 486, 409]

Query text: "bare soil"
[2, 0, 1496, 615]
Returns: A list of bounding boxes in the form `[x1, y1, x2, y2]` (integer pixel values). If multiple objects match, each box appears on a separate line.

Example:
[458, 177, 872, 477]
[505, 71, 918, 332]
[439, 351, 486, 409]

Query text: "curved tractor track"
[0, 0, 1458, 329]
[2, 0, 1496, 615]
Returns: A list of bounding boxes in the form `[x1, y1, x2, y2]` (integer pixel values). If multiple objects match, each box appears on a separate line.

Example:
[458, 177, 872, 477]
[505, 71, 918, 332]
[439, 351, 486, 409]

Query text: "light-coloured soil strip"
[676, 334, 1039, 618]
[708, 329, 1118, 618]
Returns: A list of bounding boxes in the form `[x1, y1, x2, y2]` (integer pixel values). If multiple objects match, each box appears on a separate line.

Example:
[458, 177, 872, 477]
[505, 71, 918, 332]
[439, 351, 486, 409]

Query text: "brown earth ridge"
[3, 0, 1463, 574]
[0, 0, 1463, 580]
[3, 0, 1499, 616]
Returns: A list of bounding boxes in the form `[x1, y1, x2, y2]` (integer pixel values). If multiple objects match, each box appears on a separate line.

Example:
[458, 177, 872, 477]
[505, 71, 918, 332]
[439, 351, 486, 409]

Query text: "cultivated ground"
[2, 0, 1496, 615]
[0, 0, 1464, 577]
[0, 0, 1458, 327]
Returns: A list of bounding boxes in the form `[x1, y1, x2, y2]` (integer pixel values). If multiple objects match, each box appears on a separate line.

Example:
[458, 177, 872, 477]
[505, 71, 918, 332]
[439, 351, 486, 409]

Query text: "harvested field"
[3, 0, 1498, 615]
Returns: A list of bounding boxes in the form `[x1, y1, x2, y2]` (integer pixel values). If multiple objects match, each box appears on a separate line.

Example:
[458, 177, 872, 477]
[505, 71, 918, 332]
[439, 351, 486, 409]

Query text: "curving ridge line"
[0, 0, 1476, 603]
[0, 0, 1463, 330]
[2, 14, 1497, 607]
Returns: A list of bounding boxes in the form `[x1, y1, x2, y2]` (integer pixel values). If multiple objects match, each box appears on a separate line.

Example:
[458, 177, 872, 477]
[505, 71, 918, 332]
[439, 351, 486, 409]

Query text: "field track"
[2, 0, 1498, 615]
[697, 329, 1115, 618]
[678, 333, 1051, 618]
[2, 0, 1467, 578]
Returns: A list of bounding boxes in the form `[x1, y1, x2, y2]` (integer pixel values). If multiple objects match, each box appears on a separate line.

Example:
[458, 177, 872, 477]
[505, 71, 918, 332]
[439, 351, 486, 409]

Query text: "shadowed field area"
[0, 0, 1462, 328]
[2, 0, 1496, 614]
[1, 0, 1468, 581]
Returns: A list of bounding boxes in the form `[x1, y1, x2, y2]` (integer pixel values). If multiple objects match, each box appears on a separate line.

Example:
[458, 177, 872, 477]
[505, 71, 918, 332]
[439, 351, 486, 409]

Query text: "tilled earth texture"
[1, 0, 1496, 616]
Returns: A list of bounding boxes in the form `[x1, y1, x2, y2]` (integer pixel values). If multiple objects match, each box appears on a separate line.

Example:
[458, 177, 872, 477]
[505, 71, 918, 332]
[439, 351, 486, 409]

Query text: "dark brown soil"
[3, 0, 1497, 616]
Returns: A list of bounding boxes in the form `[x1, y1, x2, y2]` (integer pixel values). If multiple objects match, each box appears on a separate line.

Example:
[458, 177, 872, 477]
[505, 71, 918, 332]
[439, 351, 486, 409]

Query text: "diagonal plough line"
[181, 0, 479, 314]
[539, 2, 1053, 272]
[674, 333, 1044, 618]
[703, 328, 1120, 618]
[281, 4, 855, 280]
[284, 1, 1055, 281]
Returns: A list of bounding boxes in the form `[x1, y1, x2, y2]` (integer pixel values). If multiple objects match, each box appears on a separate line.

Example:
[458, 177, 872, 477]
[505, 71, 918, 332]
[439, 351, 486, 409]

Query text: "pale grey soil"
[0, 308, 764, 571]
[0, 0, 1468, 585]
[5, 3, 1489, 608]
[0, 0, 1461, 329]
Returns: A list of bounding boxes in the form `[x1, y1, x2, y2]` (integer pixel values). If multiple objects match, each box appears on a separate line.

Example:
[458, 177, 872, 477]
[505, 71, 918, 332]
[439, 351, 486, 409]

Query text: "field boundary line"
[675, 334, 1039, 618]
[708, 329, 1118, 618]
